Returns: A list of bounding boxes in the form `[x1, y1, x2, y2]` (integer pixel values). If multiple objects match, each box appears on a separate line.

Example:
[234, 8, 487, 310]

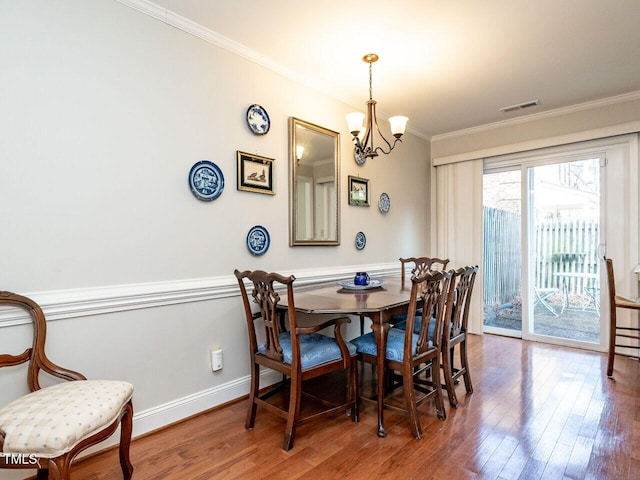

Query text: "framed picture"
[237, 151, 275, 195]
[348, 175, 370, 207]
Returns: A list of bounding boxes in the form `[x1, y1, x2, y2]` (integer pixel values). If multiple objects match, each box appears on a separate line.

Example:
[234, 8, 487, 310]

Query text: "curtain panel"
[435, 159, 484, 334]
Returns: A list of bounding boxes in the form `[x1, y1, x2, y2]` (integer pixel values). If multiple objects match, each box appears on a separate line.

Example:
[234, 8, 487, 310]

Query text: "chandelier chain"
[369, 60, 374, 101]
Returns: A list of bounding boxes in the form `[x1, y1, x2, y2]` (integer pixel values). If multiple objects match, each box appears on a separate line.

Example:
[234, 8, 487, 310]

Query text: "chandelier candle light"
[346, 53, 408, 159]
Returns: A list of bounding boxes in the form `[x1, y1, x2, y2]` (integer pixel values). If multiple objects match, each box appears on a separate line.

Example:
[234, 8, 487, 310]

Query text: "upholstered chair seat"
[393, 316, 429, 335]
[351, 329, 420, 362]
[0, 380, 133, 457]
[258, 332, 356, 370]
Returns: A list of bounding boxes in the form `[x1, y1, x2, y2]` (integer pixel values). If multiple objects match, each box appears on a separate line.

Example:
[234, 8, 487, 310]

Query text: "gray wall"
[0, 0, 432, 455]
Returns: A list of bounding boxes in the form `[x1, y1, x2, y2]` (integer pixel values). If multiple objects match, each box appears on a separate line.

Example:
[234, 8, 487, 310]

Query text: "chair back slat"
[405, 270, 452, 355]
[253, 279, 284, 361]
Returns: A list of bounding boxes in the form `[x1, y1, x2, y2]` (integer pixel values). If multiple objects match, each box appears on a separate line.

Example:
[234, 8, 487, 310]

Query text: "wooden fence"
[483, 206, 600, 305]
[483, 207, 521, 305]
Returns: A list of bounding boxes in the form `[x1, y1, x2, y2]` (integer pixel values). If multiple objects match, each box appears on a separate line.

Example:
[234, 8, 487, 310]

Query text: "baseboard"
[83, 368, 282, 455]
[133, 368, 282, 436]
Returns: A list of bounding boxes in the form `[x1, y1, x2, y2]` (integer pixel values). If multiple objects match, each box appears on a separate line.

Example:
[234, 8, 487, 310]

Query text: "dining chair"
[0, 291, 134, 480]
[359, 256, 450, 335]
[351, 270, 452, 440]
[400, 256, 450, 290]
[441, 265, 478, 407]
[604, 257, 640, 377]
[234, 269, 359, 451]
[387, 256, 450, 329]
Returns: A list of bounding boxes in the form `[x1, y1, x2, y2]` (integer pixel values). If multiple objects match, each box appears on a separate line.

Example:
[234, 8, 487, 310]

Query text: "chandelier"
[345, 53, 408, 159]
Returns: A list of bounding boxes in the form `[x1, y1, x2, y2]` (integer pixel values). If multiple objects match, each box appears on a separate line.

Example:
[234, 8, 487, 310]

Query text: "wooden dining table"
[279, 276, 411, 437]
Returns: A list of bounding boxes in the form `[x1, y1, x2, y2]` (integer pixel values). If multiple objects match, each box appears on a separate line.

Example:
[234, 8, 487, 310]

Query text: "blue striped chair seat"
[258, 332, 356, 370]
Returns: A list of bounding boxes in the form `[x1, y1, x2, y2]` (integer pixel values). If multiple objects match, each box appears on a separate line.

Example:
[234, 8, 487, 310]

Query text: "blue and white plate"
[246, 104, 270, 135]
[189, 161, 224, 201]
[355, 231, 366, 250]
[379, 192, 391, 213]
[247, 225, 270, 256]
[337, 279, 386, 290]
[354, 149, 366, 166]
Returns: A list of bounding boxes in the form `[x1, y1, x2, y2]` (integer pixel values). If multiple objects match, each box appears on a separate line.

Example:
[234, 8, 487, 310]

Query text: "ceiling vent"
[500, 100, 540, 113]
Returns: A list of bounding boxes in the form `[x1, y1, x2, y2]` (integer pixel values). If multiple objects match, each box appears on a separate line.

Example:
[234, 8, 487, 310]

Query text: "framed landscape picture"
[348, 175, 370, 207]
[237, 151, 275, 195]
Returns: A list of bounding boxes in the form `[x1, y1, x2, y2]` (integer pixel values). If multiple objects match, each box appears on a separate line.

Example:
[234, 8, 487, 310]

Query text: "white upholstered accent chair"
[0, 291, 134, 480]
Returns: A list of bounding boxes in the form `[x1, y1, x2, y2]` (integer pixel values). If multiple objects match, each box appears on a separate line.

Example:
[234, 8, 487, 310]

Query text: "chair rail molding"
[0, 262, 399, 327]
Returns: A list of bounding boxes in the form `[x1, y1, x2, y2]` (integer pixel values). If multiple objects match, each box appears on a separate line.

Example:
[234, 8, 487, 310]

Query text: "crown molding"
[113, 0, 429, 141]
[116, 0, 297, 78]
[114, 0, 318, 86]
[115, 2, 347, 107]
[432, 91, 640, 142]
[433, 121, 640, 166]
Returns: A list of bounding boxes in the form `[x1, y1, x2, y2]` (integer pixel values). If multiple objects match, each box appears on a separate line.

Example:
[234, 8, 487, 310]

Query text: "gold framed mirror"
[289, 117, 340, 246]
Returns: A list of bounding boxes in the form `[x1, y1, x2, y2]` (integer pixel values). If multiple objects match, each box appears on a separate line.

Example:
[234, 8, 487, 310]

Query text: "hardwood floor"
[69, 334, 640, 479]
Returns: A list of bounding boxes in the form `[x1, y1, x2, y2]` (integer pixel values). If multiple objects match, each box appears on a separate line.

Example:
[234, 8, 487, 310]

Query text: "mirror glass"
[289, 117, 340, 246]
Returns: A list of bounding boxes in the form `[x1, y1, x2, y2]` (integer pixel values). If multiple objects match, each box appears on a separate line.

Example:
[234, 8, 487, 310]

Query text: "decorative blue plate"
[355, 231, 366, 250]
[247, 225, 270, 256]
[337, 279, 386, 290]
[246, 104, 270, 135]
[354, 149, 366, 166]
[379, 192, 391, 213]
[189, 161, 224, 201]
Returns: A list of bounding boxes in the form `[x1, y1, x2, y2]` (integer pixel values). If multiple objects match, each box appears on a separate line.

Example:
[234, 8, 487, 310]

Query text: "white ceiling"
[146, 0, 640, 139]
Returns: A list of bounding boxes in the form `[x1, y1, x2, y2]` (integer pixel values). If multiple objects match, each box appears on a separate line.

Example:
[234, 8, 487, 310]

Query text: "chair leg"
[119, 400, 134, 480]
[442, 346, 458, 408]
[432, 356, 447, 420]
[246, 363, 260, 429]
[47, 458, 69, 480]
[460, 339, 473, 394]
[402, 363, 423, 440]
[607, 313, 616, 377]
[451, 348, 459, 385]
[283, 376, 302, 451]
[348, 358, 360, 422]
[607, 341, 616, 377]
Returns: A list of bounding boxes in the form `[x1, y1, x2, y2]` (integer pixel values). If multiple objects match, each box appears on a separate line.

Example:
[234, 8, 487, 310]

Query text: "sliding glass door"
[527, 159, 601, 344]
[481, 134, 639, 352]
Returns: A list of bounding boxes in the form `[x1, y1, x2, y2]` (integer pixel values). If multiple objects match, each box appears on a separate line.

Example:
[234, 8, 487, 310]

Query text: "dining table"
[278, 276, 412, 437]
